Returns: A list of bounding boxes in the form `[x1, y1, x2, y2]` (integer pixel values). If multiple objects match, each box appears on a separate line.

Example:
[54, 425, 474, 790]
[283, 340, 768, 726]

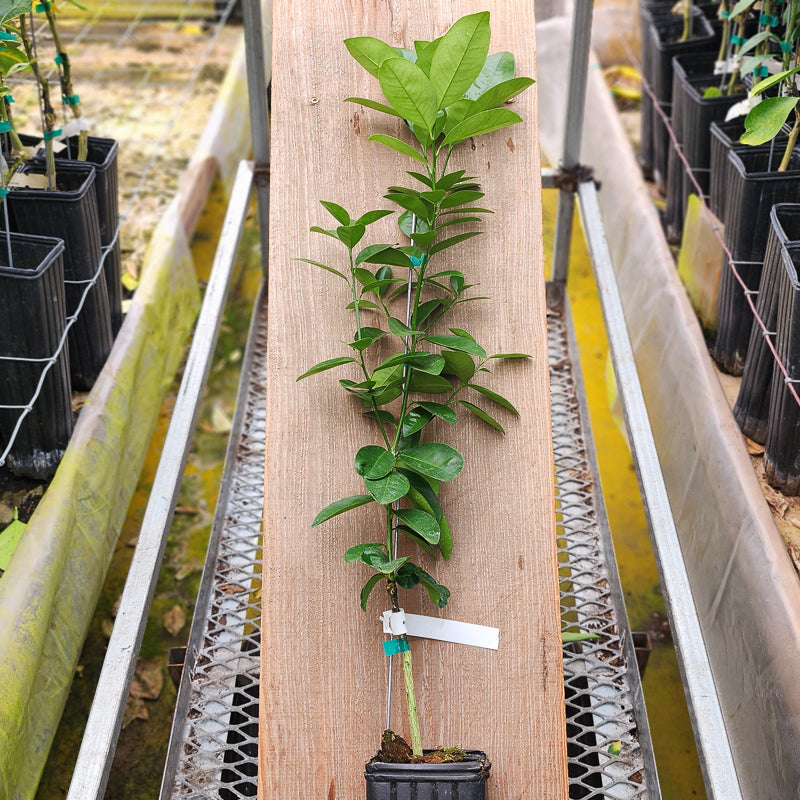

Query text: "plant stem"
[779, 109, 800, 171]
[681, 0, 691, 42]
[402, 648, 422, 757]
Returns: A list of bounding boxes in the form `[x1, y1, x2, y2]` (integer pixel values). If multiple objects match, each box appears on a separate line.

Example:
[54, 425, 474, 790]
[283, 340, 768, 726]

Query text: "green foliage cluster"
[299, 12, 533, 619]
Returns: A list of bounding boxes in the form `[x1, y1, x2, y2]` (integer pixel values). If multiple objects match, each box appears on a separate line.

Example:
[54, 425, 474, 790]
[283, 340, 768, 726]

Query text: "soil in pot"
[7, 159, 113, 390]
[735, 206, 800, 442]
[0, 233, 72, 480]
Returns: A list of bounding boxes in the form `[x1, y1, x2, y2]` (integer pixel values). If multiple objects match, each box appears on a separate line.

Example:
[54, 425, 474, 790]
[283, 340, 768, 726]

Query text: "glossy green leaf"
[738, 30, 774, 57]
[336, 223, 366, 249]
[427, 333, 486, 357]
[345, 542, 384, 562]
[312, 494, 373, 526]
[295, 257, 348, 282]
[411, 229, 438, 247]
[465, 51, 515, 100]
[360, 573, 383, 611]
[385, 190, 432, 219]
[450, 328, 475, 340]
[440, 350, 475, 382]
[402, 407, 433, 436]
[398, 442, 464, 481]
[414, 566, 451, 607]
[356, 243, 393, 265]
[750, 65, 800, 97]
[436, 169, 469, 190]
[440, 189, 485, 209]
[437, 215, 482, 229]
[429, 230, 481, 255]
[414, 37, 441, 75]
[309, 225, 339, 239]
[729, 0, 757, 18]
[741, 96, 799, 145]
[438, 514, 453, 560]
[430, 11, 490, 108]
[363, 408, 396, 427]
[0, 1, 31, 26]
[378, 57, 438, 132]
[366, 472, 411, 504]
[297, 356, 357, 381]
[471, 384, 520, 414]
[443, 98, 481, 134]
[417, 401, 457, 424]
[489, 352, 531, 359]
[354, 445, 395, 479]
[442, 107, 522, 145]
[345, 96, 404, 118]
[399, 209, 430, 239]
[354, 267, 376, 287]
[394, 508, 440, 543]
[562, 631, 600, 643]
[474, 76, 534, 111]
[345, 36, 400, 77]
[458, 399, 505, 432]
[369, 133, 427, 164]
[416, 299, 443, 326]
[0, 508, 25, 571]
[363, 246, 414, 269]
[440, 206, 494, 215]
[407, 373, 454, 393]
[407, 170, 434, 188]
[320, 200, 350, 225]
[356, 209, 393, 226]
[385, 317, 414, 338]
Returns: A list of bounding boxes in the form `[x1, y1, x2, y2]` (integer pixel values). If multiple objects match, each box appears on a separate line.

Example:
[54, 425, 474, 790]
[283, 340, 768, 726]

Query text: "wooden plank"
[260, 2, 567, 798]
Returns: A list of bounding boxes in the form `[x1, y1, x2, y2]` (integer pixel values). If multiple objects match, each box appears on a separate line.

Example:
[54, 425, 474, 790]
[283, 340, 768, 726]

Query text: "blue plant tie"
[34, 1, 50, 10]
[43, 128, 62, 141]
[731, 34, 744, 46]
[54, 53, 64, 65]
[383, 636, 410, 656]
[720, 9, 730, 18]
[0, 30, 18, 41]
[62, 93, 79, 105]
[4, 95, 13, 103]
[760, 13, 779, 26]
[754, 65, 769, 77]
[0, 188, 8, 199]
[410, 255, 423, 267]
[0, 121, 11, 133]
[781, 40, 794, 53]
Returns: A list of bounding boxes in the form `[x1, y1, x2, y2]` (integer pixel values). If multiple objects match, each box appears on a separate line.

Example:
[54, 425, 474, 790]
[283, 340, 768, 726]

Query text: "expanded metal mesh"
[162, 284, 658, 799]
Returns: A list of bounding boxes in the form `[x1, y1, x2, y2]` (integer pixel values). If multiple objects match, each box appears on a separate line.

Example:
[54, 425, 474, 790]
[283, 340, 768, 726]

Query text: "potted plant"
[298, 11, 533, 796]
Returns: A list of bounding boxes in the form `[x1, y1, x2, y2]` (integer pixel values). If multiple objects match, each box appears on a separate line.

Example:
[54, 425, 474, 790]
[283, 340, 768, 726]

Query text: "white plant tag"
[8, 172, 49, 189]
[404, 612, 499, 650]
[60, 117, 90, 138]
[714, 57, 740, 75]
[725, 95, 759, 121]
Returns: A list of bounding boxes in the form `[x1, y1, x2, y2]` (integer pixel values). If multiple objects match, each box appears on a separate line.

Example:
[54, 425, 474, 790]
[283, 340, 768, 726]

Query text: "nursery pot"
[365, 752, 490, 800]
[714, 147, 800, 375]
[0, 232, 72, 479]
[764, 242, 800, 495]
[735, 205, 800, 442]
[7, 159, 113, 390]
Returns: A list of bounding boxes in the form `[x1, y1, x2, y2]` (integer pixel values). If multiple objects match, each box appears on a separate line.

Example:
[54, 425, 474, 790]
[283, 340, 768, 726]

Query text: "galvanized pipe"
[551, 0, 594, 283]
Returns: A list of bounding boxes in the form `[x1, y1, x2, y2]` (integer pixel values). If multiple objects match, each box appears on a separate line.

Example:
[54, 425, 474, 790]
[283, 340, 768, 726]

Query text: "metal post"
[242, 0, 272, 283]
[551, 0, 594, 283]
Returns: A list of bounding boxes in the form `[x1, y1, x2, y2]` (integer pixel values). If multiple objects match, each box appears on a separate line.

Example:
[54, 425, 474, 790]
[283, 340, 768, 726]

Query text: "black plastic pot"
[647, 8, 716, 192]
[714, 147, 800, 375]
[0, 232, 72, 479]
[665, 62, 745, 243]
[764, 243, 800, 495]
[365, 752, 490, 800]
[7, 160, 113, 390]
[734, 206, 800, 442]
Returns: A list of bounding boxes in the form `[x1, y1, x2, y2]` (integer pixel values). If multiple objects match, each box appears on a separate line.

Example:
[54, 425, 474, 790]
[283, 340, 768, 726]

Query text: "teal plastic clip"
[5, 95, 13, 103]
[62, 93, 79, 106]
[34, 1, 50, 11]
[755, 65, 769, 77]
[731, 34, 744, 46]
[0, 188, 8, 199]
[43, 128, 62, 141]
[383, 637, 411, 656]
[760, 13, 779, 26]
[410, 255, 424, 267]
[720, 10, 730, 18]
[781, 40, 794, 52]
[0, 30, 18, 41]
[54, 53, 64, 65]
[0, 121, 11, 133]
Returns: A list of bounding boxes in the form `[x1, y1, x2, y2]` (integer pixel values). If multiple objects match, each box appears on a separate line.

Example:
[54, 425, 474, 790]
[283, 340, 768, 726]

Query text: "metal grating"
[549, 283, 659, 800]
[162, 282, 659, 799]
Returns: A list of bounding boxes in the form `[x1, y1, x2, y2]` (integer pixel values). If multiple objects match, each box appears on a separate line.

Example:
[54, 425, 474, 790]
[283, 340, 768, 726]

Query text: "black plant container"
[764, 244, 800, 495]
[0, 233, 72, 479]
[365, 752, 490, 800]
[7, 160, 113, 390]
[734, 206, 800, 442]
[714, 148, 800, 375]
[665, 63, 745, 243]
[648, 8, 716, 192]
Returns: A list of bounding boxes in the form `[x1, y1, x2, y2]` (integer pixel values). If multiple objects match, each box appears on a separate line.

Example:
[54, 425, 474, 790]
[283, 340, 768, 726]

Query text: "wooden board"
[260, 2, 568, 797]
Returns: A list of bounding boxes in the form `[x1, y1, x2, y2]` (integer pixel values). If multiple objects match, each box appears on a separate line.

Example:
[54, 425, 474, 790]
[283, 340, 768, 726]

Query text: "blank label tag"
[404, 613, 499, 650]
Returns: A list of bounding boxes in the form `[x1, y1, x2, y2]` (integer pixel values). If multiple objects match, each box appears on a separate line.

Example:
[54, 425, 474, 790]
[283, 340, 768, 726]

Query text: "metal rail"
[65, 159, 254, 800]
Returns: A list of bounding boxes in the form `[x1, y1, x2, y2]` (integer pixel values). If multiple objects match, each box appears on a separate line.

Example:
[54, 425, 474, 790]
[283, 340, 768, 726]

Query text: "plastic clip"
[383, 636, 411, 656]
[34, 1, 50, 11]
[42, 128, 62, 141]
[381, 609, 408, 636]
[0, 121, 12, 134]
[62, 93, 79, 106]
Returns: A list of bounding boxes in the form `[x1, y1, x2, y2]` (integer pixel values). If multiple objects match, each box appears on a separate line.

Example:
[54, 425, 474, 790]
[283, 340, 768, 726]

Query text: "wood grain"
[260, 2, 567, 797]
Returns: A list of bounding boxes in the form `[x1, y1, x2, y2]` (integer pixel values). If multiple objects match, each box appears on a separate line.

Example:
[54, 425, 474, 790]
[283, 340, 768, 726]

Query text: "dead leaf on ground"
[163, 604, 186, 636]
[744, 437, 765, 456]
[122, 697, 149, 729]
[130, 658, 164, 701]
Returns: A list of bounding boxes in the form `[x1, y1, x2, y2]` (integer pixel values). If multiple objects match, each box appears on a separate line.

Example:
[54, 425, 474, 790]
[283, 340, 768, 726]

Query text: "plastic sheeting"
[536, 16, 800, 799]
[0, 35, 253, 800]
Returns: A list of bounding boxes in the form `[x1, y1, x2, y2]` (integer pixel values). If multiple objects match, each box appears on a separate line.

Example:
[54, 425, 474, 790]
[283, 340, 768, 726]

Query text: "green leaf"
[394, 508, 440, 544]
[356, 209, 393, 226]
[442, 107, 522, 145]
[368, 133, 427, 164]
[407, 170, 433, 188]
[360, 573, 383, 611]
[417, 401, 457, 424]
[440, 189, 485, 208]
[414, 566, 451, 607]
[0, 508, 25, 571]
[345, 36, 399, 77]
[0, 1, 32, 26]
[297, 356, 357, 380]
[435, 169, 469, 190]
[750, 65, 800, 97]
[363, 408, 396, 427]
[411, 229, 438, 247]
[427, 333, 486, 358]
[312, 494, 373, 526]
[440, 350, 475, 382]
[402, 407, 433, 436]
[449, 328, 475, 340]
[356, 243, 392, 265]
[399, 209, 430, 239]
[471, 384, 520, 414]
[295, 257, 348, 282]
[407, 373, 454, 393]
[489, 352, 531, 359]
[561, 631, 600, 643]
[354, 445, 395, 479]
[354, 267, 376, 287]
[366, 472, 411, 504]
[458, 400, 505, 432]
[738, 30, 774, 57]
[430, 11, 491, 109]
[363, 246, 413, 269]
[345, 542, 385, 562]
[385, 191, 432, 220]
[429, 230, 481, 255]
[438, 514, 453, 560]
[437, 215, 482, 230]
[386, 316, 416, 337]
[398, 442, 464, 481]
[336, 223, 365, 249]
[475, 76, 534, 111]
[320, 200, 350, 225]
[345, 96, 405, 118]
[414, 37, 441, 76]
[703, 87, 723, 99]
[309, 225, 339, 239]
[729, 0, 757, 18]
[443, 98, 481, 134]
[378, 57, 438, 132]
[741, 96, 799, 145]
[465, 51, 515, 101]
[416, 298, 443, 326]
